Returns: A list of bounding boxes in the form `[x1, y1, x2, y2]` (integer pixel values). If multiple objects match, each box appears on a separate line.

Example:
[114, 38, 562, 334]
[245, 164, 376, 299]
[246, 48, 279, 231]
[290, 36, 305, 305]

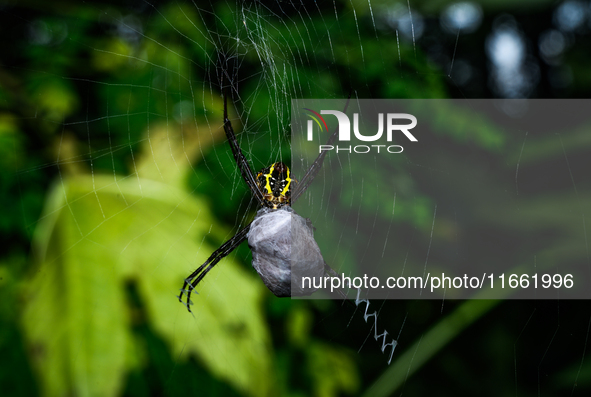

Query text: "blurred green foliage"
[23, 173, 271, 396]
[2, 0, 591, 396]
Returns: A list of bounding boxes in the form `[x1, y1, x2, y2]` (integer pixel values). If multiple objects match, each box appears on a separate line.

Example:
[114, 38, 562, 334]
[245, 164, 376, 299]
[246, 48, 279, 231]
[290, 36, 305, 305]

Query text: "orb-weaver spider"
[179, 92, 349, 312]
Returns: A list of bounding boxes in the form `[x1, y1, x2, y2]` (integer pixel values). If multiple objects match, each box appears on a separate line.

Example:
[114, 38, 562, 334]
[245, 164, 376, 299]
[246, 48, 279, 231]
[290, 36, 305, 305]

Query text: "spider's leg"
[179, 223, 251, 312]
[292, 94, 352, 203]
[223, 93, 265, 204]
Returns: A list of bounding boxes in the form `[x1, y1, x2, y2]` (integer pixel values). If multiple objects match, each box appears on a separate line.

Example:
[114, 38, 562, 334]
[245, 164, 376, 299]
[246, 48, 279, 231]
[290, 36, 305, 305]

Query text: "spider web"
[5, 0, 591, 396]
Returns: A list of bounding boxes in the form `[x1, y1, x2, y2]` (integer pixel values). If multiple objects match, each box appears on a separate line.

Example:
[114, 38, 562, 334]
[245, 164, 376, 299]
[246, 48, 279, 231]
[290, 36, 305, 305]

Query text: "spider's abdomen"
[256, 162, 294, 209]
[247, 206, 325, 297]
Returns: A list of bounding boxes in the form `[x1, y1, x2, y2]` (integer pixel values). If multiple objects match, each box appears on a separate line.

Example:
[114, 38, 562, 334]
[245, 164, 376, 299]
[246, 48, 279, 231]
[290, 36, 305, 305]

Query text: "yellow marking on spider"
[264, 163, 275, 196]
[281, 167, 292, 197]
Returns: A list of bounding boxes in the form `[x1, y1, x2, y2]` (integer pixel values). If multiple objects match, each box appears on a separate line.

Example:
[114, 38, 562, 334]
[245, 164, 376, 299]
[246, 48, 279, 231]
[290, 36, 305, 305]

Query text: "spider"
[179, 92, 349, 312]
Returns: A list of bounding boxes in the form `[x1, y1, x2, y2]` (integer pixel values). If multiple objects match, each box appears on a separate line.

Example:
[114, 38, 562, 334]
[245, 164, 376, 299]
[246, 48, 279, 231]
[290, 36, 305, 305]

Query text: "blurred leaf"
[21, 171, 272, 396]
[92, 38, 135, 72]
[29, 78, 78, 123]
[286, 304, 313, 347]
[410, 101, 507, 151]
[308, 341, 359, 397]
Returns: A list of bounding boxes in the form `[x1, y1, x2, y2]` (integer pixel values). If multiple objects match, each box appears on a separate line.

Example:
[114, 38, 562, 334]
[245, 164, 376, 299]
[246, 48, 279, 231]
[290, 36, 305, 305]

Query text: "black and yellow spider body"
[178, 92, 350, 312]
[256, 162, 295, 209]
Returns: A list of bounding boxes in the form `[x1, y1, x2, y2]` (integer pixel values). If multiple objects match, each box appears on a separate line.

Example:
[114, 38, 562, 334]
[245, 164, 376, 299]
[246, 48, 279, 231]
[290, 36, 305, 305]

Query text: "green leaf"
[308, 341, 359, 397]
[22, 174, 272, 396]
